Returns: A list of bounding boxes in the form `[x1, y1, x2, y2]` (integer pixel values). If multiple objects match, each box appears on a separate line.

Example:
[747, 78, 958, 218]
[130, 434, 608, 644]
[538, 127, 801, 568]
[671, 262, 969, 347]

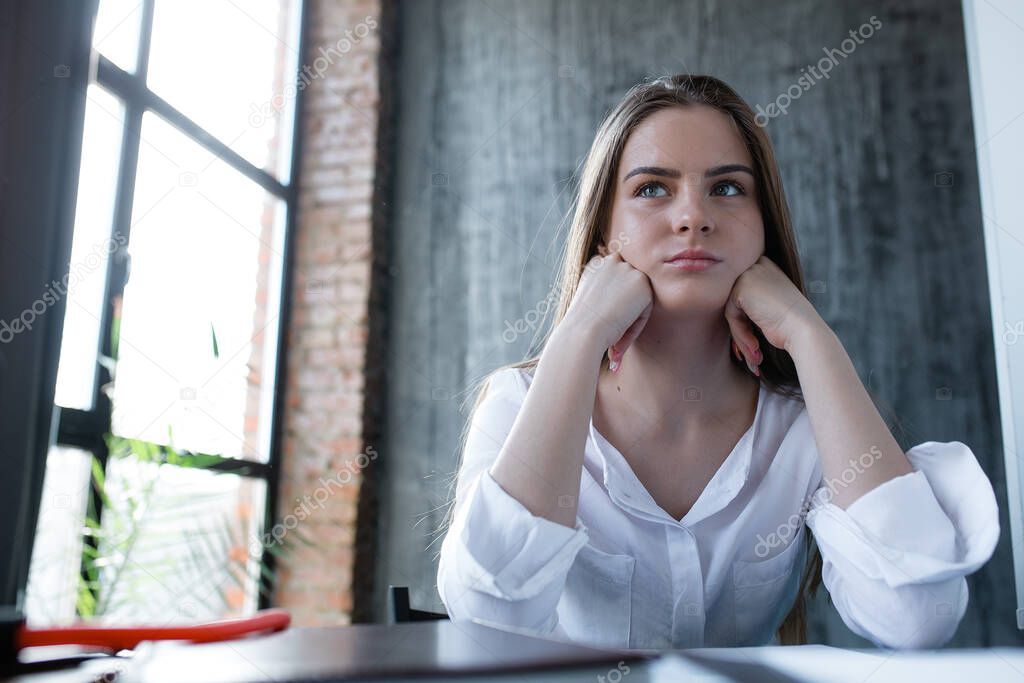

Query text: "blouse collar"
[588, 382, 767, 527]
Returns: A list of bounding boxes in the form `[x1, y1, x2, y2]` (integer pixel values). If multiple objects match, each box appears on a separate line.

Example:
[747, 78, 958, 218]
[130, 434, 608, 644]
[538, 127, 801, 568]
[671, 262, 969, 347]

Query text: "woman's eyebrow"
[622, 164, 755, 182]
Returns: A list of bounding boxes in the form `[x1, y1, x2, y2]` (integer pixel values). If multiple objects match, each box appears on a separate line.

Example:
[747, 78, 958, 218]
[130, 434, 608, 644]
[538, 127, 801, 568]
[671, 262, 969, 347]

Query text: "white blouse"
[436, 365, 1000, 650]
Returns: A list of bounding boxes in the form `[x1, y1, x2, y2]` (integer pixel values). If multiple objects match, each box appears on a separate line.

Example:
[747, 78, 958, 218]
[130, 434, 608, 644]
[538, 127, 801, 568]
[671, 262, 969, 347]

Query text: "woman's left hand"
[724, 255, 824, 372]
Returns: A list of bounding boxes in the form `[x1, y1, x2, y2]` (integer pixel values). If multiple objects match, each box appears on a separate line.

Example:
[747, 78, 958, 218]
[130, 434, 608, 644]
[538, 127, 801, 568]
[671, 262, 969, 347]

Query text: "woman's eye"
[634, 180, 746, 199]
[634, 182, 668, 199]
[711, 180, 745, 197]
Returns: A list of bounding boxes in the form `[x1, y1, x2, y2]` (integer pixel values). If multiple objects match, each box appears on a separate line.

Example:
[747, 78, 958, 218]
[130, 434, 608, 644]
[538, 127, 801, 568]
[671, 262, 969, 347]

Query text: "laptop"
[120, 619, 654, 682]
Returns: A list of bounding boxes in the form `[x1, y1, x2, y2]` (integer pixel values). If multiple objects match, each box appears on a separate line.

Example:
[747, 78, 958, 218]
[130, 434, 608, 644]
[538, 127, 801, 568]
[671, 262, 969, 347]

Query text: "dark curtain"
[0, 0, 97, 606]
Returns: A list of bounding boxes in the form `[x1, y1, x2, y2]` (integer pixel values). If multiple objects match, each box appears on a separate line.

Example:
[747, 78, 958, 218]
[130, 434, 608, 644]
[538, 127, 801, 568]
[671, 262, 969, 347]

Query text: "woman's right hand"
[565, 245, 653, 370]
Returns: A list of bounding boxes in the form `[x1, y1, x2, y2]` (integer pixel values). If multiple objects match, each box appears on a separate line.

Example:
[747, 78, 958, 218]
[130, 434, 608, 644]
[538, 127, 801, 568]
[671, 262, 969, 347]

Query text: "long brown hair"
[435, 73, 822, 645]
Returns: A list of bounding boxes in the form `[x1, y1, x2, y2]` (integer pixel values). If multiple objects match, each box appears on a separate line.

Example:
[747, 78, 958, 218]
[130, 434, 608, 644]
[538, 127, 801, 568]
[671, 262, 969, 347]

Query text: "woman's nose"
[672, 174, 714, 233]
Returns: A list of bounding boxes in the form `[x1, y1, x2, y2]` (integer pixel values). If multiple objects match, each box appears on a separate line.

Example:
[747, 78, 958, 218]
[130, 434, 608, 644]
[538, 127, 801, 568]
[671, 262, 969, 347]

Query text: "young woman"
[435, 73, 999, 650]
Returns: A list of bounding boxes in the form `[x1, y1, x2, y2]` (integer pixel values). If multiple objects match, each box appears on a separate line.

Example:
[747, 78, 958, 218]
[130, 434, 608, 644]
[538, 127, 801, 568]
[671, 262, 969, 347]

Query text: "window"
[25, 0, 305, 625]
[963, 0, 1024, 629]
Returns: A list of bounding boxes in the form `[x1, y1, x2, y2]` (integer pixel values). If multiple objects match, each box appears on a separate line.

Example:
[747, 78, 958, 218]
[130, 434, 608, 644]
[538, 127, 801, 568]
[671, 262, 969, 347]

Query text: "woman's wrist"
[552, 310, 610, 364]
[783, 309, 833, 357]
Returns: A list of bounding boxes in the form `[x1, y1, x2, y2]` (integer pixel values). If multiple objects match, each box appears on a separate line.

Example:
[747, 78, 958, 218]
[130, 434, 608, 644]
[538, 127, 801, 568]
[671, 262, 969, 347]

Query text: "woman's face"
[605, 104, 765, 313]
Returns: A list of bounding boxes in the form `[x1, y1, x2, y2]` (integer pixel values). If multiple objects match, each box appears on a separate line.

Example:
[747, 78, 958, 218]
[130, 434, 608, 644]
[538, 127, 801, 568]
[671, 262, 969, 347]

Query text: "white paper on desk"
[649, 645, 883, 683]
[649, 646, 1024, 683]
[647, 654, 737, 683]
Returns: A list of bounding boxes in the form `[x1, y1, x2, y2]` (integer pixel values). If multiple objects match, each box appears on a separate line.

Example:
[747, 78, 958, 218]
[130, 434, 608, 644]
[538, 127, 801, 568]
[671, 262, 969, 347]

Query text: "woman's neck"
[597, 306, 758, 441]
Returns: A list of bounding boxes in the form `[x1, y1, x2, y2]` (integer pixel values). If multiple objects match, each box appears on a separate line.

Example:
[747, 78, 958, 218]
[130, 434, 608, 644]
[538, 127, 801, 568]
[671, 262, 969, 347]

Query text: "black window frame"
[51, 0, 307, 614]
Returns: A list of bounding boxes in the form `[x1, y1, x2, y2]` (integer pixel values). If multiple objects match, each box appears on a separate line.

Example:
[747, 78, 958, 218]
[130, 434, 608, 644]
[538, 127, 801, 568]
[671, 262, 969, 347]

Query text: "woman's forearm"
[786, 318, 914, 510]
[488, 318, 606, 528]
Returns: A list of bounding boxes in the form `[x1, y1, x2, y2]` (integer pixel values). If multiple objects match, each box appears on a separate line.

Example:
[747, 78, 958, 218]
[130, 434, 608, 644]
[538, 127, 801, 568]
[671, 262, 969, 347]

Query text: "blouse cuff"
[452, 469, 590, 601]
[805, 441, 999, 588]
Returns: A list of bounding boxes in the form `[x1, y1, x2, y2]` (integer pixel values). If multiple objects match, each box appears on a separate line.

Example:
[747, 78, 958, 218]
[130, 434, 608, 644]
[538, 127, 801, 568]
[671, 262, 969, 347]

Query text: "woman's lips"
[665, 258, 719, 271]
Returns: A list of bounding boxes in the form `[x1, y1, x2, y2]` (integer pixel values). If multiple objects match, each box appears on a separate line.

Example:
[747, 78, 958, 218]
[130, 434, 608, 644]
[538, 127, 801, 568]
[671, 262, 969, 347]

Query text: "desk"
[4, 622, 1023, 683]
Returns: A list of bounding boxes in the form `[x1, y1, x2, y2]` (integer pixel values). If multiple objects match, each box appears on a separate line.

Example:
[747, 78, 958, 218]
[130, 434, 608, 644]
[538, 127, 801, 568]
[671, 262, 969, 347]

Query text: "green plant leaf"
[210, 323, 220, 359]
[76, 575, 97, 618]
[109, 310, 120, 361]
[90, 458, 113, 511]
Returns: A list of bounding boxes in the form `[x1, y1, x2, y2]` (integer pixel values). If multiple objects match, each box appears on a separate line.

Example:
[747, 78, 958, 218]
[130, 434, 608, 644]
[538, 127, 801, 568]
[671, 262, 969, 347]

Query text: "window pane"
[111, 112, 285, 463]
[146, 0, 301, 180]
[23, 446, 92, 626]
[93, 0, 144, 73]
[90, 456, 267, 622]
[55, 85, 126, 411]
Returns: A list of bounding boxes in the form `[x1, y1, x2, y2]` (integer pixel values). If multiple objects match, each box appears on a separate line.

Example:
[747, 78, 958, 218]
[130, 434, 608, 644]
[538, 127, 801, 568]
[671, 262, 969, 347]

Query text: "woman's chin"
[653, 284, 728, 313]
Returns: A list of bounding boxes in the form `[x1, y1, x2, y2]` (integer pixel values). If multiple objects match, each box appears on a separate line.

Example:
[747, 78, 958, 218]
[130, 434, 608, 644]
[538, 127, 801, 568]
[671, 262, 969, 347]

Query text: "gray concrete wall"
[372, 0, 1018, 646]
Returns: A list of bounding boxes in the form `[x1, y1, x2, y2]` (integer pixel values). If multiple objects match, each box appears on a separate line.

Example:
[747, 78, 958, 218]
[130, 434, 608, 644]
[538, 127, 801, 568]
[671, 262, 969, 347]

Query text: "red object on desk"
[16, 608, 290, 652]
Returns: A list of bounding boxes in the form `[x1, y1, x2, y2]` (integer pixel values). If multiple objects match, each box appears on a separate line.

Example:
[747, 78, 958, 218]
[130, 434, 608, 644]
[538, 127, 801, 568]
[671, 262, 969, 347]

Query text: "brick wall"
[272, 0, 387, 626]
